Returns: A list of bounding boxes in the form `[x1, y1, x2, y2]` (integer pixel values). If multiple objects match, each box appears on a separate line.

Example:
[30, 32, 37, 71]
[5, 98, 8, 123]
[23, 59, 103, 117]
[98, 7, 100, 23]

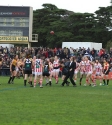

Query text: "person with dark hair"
[8, 55, 18, 84]
[102, 59, 110, 85]
[93, 59, 103, 86]
[52, 56, 60, 84]
[61, 56, 77, 87]
[23, 54, 33, 87]
[43, 60, 50, 86]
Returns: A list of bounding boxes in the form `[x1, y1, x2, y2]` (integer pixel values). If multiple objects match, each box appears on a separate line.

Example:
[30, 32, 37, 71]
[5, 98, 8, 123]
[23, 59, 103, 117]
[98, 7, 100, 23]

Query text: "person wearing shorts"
[23, 54, 33, 87]
[102, 59, 110, 85]
[8, 55, 18, 84]
[92, 59, 103, 86]
[79, 57, 86, 85]
[52, 56, 60, 84]
[33, 55, 43, 88]
[43, 60, 50, 86]
[84, 56, 93, 86]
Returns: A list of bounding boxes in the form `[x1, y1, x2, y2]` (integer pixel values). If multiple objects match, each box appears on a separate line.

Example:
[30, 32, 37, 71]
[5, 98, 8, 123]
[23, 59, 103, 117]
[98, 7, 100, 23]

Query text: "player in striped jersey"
[84, 56, 93, 86]
[92, 59, 103, 86]
[52, 56, 60, 84]
[32, 56, 36, 76]
[33, 55, 43, 88]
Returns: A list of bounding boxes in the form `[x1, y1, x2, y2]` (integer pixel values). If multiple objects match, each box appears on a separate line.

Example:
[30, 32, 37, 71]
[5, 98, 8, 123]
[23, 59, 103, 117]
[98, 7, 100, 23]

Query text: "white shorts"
[95, 72, 102, 76]
[35, 72, 42, 76]
[53, 69, 60, 73]
[32, 71, 35, 75]
[16, 68, 19, 72]
[49, 70, 53, 74]
[86, 71, 92, 75]
[74, 70, 78, 74]
[80, 71, 86, 75]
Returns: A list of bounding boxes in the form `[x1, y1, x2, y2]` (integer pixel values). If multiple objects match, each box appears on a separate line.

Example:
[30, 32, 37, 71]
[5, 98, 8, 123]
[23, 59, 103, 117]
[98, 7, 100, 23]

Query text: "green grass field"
[0, 76, 112, 125]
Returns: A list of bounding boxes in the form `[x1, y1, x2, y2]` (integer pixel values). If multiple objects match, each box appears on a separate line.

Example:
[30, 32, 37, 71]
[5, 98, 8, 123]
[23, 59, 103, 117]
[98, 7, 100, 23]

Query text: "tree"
[32, 4, 112, 48]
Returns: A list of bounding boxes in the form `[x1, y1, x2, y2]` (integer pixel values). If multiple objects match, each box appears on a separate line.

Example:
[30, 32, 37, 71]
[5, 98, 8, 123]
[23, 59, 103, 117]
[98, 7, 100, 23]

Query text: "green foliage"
[32, 4, 112, 48]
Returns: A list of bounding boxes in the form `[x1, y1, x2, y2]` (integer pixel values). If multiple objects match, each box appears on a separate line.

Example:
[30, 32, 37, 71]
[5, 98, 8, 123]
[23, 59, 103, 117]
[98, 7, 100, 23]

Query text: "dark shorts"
[24, 70, 32, 75]
[103, 70, 109, 75]
[43, 72, 50, 76]
[62, 72, 67, 76]
[62, 68, 68, 76]
[11, 66, 16, 72]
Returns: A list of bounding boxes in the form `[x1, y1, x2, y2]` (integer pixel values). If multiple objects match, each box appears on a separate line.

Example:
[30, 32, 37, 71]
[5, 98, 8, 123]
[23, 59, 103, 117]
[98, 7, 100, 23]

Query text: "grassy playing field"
[0, 76, 112, 125]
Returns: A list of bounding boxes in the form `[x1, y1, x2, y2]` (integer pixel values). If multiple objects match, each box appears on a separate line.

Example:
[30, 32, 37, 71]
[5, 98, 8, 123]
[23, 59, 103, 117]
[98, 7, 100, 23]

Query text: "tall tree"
[32, 4, 112, 48]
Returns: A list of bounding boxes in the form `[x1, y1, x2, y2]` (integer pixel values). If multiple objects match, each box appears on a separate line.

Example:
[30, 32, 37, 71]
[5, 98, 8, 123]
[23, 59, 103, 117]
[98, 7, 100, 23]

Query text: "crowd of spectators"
[0, 45, 112, 76]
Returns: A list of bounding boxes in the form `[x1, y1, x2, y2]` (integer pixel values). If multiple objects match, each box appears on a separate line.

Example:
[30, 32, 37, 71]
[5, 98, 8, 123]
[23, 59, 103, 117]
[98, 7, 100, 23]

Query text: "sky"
[0, 0, 111, 13]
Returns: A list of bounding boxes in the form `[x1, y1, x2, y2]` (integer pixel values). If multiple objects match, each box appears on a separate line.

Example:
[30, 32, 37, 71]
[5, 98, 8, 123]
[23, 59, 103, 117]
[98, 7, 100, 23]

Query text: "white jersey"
[85, 60, 92, 73]
[94, 63, 102, 75]
[80, 61, 86, 72]
[34, 59, 43, 73]
[53, 60, 59, 68]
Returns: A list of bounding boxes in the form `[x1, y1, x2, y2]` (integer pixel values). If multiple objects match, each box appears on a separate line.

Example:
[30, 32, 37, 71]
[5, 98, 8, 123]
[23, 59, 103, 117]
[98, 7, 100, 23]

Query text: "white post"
[28, 42, 31, 48]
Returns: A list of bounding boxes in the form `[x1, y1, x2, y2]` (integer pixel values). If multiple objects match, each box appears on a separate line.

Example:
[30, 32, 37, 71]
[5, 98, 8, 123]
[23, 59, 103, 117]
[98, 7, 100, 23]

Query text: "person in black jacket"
[61, 56, 77, 87]
[61, 59, 70, 86]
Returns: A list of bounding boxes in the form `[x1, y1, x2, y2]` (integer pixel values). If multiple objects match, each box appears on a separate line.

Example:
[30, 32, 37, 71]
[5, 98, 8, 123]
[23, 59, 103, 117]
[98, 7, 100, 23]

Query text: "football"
[50, 31, 54, 35]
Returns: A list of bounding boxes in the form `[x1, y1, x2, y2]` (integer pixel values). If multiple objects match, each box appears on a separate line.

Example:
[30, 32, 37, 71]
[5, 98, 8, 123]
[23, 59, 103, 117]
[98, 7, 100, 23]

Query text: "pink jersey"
[85, 60, 92, 72]
[53, 60, 59, 68]
[80, 61, 85, 72]
[94, 63, 102, 73]
[35, 59, 43, 72]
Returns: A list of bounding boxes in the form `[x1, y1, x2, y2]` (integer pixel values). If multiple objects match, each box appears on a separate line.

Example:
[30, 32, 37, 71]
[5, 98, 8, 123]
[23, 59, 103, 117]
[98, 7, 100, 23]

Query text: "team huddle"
[7, 53, 112, 88]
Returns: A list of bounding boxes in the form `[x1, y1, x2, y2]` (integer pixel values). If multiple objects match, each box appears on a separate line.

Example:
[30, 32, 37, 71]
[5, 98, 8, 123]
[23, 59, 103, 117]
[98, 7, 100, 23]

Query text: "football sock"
[46, 79, 49, 83]
[24, 80, 27, 86]
[30, 81, 33, 85]
[80, 77, 82, 83]
[103, 79, 106, 85]
[12, 76, 15, 82]
[107, 80, 109, 85]
[8, 76, 12, 83]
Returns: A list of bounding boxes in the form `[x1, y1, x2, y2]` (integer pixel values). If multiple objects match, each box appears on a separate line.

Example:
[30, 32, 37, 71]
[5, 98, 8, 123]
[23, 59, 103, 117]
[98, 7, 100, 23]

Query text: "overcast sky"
[0, 0, 111, 13]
